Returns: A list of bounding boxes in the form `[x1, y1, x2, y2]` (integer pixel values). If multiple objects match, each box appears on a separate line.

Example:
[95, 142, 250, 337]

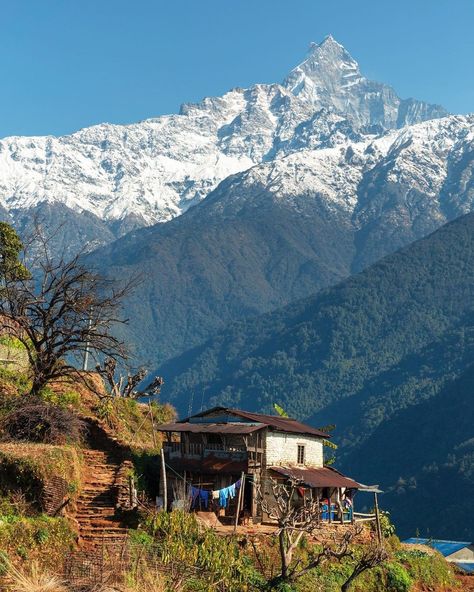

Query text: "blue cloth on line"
[218, 482, 240, 508]
[190, 486, 209, 509]
[200, 489, 209, 508]
[219, 487, 228, 508]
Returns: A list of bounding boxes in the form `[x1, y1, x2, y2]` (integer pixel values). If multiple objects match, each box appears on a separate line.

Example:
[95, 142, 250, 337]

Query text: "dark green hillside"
[343, 364, 474, 540]
[158, 213, 474, 538]
[86, 179, 354, 364]
[159, 212, 474, 424]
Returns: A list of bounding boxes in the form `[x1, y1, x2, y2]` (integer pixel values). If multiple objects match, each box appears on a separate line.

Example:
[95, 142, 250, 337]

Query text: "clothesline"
[164, 460, 256, 487]
[164, 461, 251, 509]
[190, 478, 242, 509]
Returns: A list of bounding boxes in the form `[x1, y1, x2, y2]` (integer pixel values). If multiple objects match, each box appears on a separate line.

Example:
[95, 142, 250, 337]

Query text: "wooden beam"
[160, 448, 168, 512]
[234, 472, 245, 532]
[374, 492, 382, 545]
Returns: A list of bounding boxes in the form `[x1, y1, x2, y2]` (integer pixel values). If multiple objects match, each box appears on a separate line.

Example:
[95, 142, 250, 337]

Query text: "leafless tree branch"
[256, 477, 386, 587]
[0, 229, 136, 396]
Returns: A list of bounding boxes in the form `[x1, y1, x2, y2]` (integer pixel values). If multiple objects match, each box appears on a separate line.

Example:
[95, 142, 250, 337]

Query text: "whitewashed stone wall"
[265, 432, 324, 468]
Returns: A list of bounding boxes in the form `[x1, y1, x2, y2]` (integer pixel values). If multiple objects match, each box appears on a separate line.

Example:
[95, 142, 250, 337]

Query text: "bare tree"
[95, 357, 164, 399]
[0, 225, 135, 396]
[257, 477, 387, 589]
[341, 543, 388, 592]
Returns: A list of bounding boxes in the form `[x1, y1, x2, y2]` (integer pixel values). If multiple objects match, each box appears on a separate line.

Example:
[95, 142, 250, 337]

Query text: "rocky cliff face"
[283, 35, 447, 130]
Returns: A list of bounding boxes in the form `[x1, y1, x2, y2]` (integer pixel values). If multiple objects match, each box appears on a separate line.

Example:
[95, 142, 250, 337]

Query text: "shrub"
[0, 515, 75, 568]
[39, 388, 80, 409]
[134, 510, 263, 591]
[385, 562, 413, 592]
[0, 399, 84, 445]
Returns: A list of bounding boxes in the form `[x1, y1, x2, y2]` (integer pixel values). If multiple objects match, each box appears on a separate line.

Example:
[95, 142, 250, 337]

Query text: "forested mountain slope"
[155, 213, 474, 537]
[158, 212, 474, 430]
[87, 115, 474, 365]
[344, 364, 474, 540]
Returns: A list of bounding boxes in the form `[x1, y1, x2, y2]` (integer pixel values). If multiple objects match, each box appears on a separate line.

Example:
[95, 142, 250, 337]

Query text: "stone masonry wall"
[265, 432, 323, 468]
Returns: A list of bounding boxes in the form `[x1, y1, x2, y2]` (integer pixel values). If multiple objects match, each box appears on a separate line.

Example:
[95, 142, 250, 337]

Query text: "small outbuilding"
[403, 538, 474, 573]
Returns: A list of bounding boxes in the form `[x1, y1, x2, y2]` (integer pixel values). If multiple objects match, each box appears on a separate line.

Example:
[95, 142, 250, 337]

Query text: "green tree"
[0, 222, 30, 281]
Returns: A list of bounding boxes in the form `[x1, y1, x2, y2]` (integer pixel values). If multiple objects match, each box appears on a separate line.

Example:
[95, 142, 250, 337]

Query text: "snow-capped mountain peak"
[285, 35, 362, 99]
[283, 36, 447, 130]
[0, 36, 449, 252]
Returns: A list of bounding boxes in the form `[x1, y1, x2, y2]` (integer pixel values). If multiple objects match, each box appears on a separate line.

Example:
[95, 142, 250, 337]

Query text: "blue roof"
[403, 538, 472, 557]
[454, 562, 474, 573]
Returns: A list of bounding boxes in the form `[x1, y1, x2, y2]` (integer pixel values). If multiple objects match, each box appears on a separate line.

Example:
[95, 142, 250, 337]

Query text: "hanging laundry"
[219, 487, 228, 508]
[189, 486, 209, 509]
[200, 489, 209, 508]
[212, 490, 219, 500]
[218, 480, 241, 508]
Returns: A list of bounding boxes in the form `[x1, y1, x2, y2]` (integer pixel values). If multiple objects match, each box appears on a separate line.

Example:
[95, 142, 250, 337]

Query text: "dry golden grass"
[88, 572, 167, 592]
[0, 441, 83, 484]
[2, 560, 67, 592]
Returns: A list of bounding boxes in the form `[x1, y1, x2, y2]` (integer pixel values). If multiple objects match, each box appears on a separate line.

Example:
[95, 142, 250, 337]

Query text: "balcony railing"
[164, 442, 247, 456]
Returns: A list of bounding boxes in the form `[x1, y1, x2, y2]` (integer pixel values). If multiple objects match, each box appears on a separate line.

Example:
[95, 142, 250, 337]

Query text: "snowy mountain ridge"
[0, 36, 447, 237]
[198, 113, 474, 230]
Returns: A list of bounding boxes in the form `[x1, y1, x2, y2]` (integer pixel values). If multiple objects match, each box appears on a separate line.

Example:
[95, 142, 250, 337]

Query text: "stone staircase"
[75, 448, 129, 548]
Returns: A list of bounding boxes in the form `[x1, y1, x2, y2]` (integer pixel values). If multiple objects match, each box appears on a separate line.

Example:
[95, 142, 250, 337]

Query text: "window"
[297, 444, 305, 465]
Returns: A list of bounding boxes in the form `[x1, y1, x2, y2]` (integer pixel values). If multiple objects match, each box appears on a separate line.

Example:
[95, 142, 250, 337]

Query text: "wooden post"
[148, 400, 158, 448]
[234, 472, 245, 532]
[328, 488, 333, 523]
[129, 475, 134, 508]
[250, 473, 257, 518]
[316, 489, 320, 525]
[161, 448, 168, 512]
[374, 492, 382, 545]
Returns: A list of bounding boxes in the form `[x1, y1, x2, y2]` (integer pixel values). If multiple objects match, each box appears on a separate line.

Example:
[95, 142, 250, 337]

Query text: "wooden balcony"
[164, 441, 247, 459]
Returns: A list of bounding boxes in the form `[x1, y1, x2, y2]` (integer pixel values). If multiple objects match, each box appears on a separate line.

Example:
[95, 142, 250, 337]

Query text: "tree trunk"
[30, 377, 46, 397]
[279, 530, 289, 580]
[341, 567, 363, 592]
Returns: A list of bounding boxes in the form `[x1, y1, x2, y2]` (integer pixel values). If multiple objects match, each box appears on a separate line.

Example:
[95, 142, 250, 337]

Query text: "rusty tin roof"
[168, 407, 329, 438]
[269, 465, 361, 489]
[157, 422, 263, 434]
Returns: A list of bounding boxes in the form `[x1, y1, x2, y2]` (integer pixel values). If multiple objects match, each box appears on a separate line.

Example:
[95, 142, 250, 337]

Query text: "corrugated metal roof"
[157, 422, 263, 434]
[357, 483, 383, 493]
[269, 465, 361, 489]
[178, 407, 329, 438]
[403, 539, 472, 557]
[452, 562, 474, 573]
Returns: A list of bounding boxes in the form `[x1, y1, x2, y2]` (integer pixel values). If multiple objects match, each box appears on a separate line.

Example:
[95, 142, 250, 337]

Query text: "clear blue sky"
[1, 0, 473, 138]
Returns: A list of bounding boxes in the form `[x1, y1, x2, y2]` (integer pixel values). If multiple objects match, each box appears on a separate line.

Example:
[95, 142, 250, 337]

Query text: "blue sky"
[1, 0, 473, 137]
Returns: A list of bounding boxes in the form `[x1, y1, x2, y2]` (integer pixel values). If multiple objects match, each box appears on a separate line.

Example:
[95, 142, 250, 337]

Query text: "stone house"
[157, 406, 362, 524]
